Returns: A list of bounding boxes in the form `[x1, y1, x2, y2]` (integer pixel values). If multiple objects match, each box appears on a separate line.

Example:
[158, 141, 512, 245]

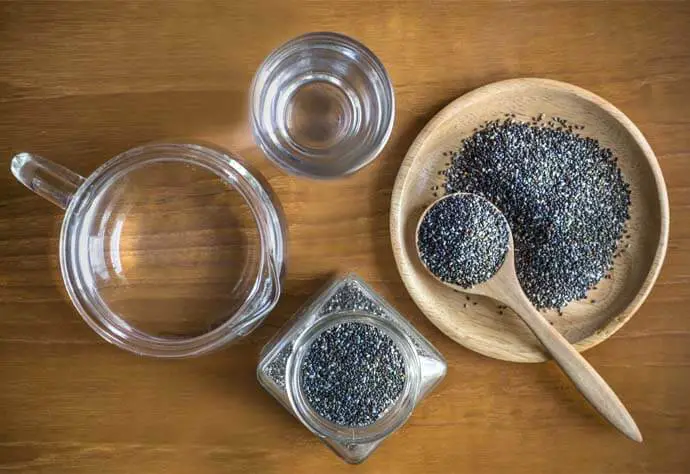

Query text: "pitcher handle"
[10, 153, 85, 210]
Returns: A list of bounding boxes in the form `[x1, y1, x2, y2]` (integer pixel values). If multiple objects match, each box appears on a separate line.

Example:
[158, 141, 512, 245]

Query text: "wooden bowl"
[390, 78, 669, 363]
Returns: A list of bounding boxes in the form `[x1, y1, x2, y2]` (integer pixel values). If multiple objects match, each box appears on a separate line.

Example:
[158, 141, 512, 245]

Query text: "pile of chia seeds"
[441, 117, 630, 308]
[263, 281, 387, 388]
[300, 321, 406, 427]
[418, 193, 509, 288]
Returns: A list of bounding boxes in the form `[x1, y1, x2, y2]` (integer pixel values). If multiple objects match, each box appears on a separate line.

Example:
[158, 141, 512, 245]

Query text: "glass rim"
[59, 143, 285, 358]
[285, 311, 421, 444]
[249, 31, 395, 179]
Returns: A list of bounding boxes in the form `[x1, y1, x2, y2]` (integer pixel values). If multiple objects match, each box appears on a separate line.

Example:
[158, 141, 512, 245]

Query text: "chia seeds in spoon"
[418, 193, 510, 288]
[442, 117, 631, 309]
[300, 321, 406, 427]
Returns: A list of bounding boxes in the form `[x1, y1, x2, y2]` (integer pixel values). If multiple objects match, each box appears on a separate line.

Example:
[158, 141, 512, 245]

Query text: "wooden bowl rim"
[390, 77, 670, 362]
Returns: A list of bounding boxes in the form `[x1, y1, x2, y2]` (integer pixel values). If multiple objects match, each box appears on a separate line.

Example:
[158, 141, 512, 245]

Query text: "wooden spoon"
[415, 192, 642, 442]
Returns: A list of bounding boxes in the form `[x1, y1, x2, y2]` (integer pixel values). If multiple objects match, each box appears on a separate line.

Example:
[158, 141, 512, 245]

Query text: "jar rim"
[59, 143, 285, 358]
[285, 311, 421, 444]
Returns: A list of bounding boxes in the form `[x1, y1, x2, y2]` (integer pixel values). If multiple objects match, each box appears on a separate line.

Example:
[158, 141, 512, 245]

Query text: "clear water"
[282, 77, 361, 152]
[251, 33, 394, 178]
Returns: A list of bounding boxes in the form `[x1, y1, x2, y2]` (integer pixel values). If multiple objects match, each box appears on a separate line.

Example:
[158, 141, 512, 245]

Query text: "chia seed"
[264, 345, 292, 387]
[442, 118, 631, 308]
[300, 321, 406, 427]
[417, 193, 510, 288]
[319, 281, 387, 318]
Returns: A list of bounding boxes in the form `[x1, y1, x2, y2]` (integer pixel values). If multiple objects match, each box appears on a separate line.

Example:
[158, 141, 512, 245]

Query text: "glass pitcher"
[10, 143, 286, 357]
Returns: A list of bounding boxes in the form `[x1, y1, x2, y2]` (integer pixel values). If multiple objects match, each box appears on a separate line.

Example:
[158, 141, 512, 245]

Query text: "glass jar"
[257, 274, 446, 463]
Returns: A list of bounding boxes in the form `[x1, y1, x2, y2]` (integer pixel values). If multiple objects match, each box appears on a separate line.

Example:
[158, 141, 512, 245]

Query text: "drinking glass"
[251, 32, 395, 178]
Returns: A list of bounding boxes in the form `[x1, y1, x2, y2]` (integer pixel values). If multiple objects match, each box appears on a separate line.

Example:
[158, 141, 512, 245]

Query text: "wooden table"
[1, 1, 688, 472]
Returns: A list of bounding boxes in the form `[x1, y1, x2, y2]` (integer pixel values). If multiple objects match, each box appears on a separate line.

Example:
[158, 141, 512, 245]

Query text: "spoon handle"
[508, 291, 642, 442]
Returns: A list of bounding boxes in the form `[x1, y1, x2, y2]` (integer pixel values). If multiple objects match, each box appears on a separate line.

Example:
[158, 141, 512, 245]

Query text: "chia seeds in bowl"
[391, 78, 669, 362]
[441, 117, 631, 309]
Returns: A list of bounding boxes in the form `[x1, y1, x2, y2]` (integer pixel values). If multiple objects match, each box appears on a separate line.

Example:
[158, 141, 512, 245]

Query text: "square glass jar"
[257, 274, 447, 463]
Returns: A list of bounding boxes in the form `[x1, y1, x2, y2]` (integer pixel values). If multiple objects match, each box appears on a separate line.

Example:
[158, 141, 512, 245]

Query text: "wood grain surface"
[0, 1, 688, 473]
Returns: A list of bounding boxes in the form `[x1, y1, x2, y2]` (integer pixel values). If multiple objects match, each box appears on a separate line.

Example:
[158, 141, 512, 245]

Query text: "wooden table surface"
[1, 1, 689, 473]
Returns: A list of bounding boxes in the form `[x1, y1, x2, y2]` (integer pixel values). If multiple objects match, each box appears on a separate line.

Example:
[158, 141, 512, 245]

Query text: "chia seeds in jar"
[257, 274, 447, 464]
